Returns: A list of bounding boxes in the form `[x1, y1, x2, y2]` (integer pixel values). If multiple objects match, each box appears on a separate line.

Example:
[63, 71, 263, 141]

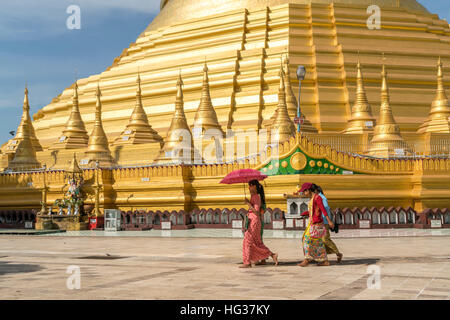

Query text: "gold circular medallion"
[269, 165, 273, 170]
[290, 152, 307, 171]
[275, 162, 280, 168]
[336, 168, 339, 172]
[317, 161, 323, 167]
[330, 165, 334, 170]
[324, 163, 329, 169]
[309, 160, 316, 168]
[281, 161, 288, 168]
[263, 167, 267, 172]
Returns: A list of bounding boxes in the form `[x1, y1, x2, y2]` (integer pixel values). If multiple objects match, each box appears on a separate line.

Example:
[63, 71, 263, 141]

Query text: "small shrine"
[283, 185, 309, 230]
[35, 154, 90, 230]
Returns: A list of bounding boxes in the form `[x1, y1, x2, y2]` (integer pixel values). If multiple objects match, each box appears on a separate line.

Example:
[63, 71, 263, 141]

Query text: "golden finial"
[23, 85, 29, 111]
[417, 56, 450, 133]
[176, 70, 184, 100]
[343, 57, 376, 134]
[379, 61, 396, 125]
[66, 153, 83, 174]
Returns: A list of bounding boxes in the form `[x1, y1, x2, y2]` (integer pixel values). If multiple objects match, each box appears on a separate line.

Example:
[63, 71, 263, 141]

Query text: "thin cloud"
[0, 0, 160, 40]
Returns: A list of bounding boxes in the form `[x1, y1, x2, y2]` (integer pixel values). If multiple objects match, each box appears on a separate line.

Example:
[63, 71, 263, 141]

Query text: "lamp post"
[296, 66, 306, 133]
[94, 161, 102, 217]
[40, 164, 48, 215]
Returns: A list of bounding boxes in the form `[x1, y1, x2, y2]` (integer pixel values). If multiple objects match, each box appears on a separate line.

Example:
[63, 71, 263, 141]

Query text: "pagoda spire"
[269, 55, 317, 132]
[84, 84, 115, 167]
[271, 62, 296, 143]
[343, 58, 376, 134]
[52, 81, 89, 149]
[367, 62, 410, 157]
[155, 72, 195, 164]
[113, 73, 163, 145]
[417, 57, 450, 133]
[191, 62, 224, 137]
[7, 86, 41, 170]
[9, 86, 42, 152]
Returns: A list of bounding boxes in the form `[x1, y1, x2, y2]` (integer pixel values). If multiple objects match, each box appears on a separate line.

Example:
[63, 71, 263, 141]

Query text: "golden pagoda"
[154, 72, 195, 164]
[6, 87, 41, 171]
[51, 81, 89, 149]
[84, 85, 116, 167]
[343, 58, 376, 134]
[417, 57, 450, 134]
[4, 86, 42, 154]
[24, 0, 449, 152]
[113, 74, 163, 146]
[271, 63, 296, 143]
[367, 62, 410, 157]
[2, 1, 450, 224]
[191, 63, 224, 138]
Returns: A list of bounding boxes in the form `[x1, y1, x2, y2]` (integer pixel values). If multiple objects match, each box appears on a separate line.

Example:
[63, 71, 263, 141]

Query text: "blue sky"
[0, 0, 449, 146]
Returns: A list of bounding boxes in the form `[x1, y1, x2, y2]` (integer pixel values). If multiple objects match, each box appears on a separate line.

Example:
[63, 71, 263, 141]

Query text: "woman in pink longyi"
[240, 180, 278, 268]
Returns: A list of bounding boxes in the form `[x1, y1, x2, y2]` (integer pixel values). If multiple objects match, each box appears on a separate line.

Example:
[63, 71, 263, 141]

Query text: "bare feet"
[317, 260, 330, 266]
[239, 264, 252, 268]
[271, 253, 279, 266]
[298, 260, 309, 267]
[337, 253, 343, 264]
[255, 260, 267, 266]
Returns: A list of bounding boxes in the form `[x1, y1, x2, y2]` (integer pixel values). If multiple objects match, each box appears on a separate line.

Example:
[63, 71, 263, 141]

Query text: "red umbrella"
[220, 168, 267, 184]
[220, 169, 268, 198]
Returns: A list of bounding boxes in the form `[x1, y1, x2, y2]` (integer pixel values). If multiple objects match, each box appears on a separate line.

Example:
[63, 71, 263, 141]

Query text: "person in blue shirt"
[311, 184, 343, 264]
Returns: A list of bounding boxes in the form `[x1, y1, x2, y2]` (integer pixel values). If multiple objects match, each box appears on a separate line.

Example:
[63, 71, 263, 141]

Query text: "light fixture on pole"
[296, 66, 306, 133]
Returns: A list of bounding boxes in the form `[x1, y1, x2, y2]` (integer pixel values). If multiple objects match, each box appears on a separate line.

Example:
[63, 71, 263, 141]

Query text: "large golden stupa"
[1, 0, 450, 229]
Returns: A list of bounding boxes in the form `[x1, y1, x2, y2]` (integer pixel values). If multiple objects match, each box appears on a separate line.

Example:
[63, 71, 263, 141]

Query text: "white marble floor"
[22, 228, 450, 238]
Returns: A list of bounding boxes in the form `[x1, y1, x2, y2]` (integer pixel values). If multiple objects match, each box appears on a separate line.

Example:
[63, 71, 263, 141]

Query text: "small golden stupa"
[84, 85, 116, 167]
[367, 62, 411, 157]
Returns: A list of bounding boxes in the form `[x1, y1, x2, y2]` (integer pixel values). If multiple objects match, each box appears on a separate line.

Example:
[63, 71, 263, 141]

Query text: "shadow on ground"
[235, 258, 381, 267]
[0, 261, 44, 276]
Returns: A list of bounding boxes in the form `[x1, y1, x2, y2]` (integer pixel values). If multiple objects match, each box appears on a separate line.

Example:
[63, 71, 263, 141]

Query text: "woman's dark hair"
[311, 184, 324, 195]
[249, 180, 266, 211]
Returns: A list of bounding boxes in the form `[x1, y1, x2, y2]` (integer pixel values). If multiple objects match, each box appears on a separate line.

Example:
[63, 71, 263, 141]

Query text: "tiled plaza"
[0, 229, 449, 300]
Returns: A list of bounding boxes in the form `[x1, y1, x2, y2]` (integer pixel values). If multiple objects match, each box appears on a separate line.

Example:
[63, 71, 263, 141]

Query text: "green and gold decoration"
[259, 147, 361, 176]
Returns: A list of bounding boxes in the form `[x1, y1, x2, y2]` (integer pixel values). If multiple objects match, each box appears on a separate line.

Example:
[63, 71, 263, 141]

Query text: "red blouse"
[300, 194, 328, 224]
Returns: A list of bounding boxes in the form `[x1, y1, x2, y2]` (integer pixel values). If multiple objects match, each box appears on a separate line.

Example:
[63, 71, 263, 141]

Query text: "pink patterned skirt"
[243, 211, 273, 264]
